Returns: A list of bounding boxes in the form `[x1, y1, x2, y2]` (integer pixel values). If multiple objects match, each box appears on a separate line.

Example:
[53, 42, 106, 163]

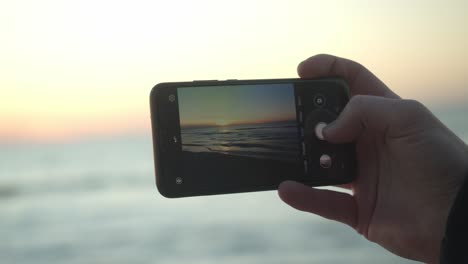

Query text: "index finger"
[298, 54, 400, 99]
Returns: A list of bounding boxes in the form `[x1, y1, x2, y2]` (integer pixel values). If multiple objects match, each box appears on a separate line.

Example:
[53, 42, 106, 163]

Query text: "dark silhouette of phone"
[150, 78, 355, 198]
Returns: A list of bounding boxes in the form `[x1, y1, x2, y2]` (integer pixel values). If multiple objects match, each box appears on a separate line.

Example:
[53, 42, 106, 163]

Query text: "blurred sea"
[181, 121, 300, 162]
[1, 105, 467, 264]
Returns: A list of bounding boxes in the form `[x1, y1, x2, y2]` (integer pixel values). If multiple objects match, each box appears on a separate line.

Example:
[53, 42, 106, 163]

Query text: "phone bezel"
[150, 78, 355, 198]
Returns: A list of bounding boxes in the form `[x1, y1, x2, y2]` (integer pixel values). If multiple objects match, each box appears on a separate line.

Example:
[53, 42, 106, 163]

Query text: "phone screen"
[175, 83, 305, 190]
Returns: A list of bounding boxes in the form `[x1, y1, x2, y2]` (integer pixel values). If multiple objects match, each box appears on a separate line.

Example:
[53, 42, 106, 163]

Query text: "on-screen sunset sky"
[178, 84, 296, 128]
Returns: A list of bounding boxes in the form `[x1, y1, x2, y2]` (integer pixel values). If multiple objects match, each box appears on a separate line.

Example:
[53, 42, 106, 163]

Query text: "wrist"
[423, 142, 468, 263]
[439, 171, 468, 264]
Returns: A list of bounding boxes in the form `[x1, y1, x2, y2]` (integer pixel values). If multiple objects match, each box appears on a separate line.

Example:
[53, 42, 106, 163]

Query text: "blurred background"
[1, 0, 467, 263]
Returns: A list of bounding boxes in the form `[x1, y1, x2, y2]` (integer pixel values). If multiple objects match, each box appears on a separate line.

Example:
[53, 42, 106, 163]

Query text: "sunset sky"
[178, 84, 296, 127]
[2, 0, 467, 143]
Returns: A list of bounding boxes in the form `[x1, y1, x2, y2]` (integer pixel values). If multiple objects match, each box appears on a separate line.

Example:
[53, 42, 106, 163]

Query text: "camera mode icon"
[168, 94, 176, 102]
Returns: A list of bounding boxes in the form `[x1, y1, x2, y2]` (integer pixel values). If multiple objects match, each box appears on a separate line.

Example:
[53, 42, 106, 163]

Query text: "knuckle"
[346, 58, 365, 72]
[394, 99, 434, 128]
[348, 94, 370, 109]
[314, 53, 332, 60]
[346, 95, 374, 119]
[399, 99, 427, 115]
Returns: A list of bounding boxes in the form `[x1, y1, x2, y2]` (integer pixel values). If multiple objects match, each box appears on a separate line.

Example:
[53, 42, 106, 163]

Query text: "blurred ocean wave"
[1, 107, 466, 264]
[0, 184, 19, 199]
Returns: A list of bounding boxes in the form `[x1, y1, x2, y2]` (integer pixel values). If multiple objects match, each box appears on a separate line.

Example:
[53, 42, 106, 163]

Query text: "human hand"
[278, 54, 468, 263]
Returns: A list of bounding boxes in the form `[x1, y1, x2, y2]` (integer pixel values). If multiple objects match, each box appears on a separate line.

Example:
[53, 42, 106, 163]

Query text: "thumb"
[322, 95, 404, 143]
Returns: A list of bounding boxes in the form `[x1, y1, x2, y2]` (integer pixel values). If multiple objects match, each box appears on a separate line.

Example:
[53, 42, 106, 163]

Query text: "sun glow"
[2, 0, 467, 143]
[215, 120, 229, 126]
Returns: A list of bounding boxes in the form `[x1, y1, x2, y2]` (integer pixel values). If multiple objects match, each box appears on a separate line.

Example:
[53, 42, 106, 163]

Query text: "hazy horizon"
[180, 118, 296, 129]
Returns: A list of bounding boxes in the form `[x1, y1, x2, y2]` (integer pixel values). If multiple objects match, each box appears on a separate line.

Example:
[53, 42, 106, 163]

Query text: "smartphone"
[150, 78, 356, 198]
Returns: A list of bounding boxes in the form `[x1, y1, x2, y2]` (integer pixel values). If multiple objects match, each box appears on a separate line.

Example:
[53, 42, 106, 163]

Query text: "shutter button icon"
[315, 122, 327, 140]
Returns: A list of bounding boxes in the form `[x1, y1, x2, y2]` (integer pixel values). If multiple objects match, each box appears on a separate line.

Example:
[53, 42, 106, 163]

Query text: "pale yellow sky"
[1, 0, 467, 142]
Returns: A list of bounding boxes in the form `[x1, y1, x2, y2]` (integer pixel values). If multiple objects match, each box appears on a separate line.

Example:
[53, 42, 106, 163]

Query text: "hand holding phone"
[276, 54, 468, 264]
[150, 78, 356, 198]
